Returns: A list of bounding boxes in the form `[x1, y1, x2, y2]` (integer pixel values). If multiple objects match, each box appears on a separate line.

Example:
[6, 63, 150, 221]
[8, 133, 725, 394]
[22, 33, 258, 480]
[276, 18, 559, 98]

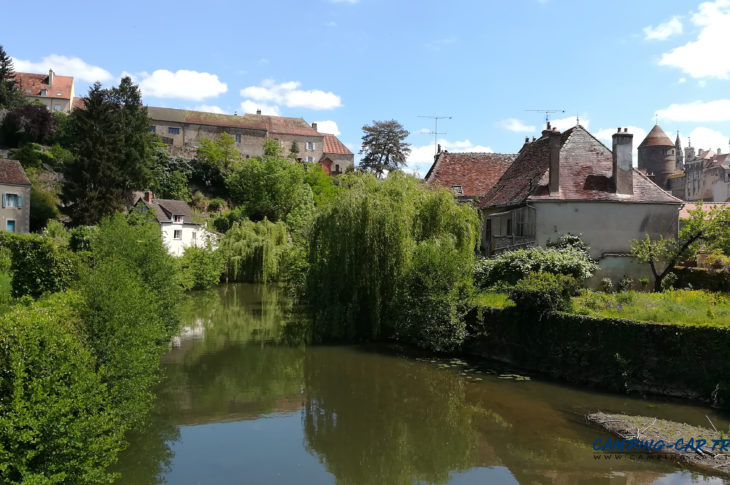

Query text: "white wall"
[159, 222, 218, 257]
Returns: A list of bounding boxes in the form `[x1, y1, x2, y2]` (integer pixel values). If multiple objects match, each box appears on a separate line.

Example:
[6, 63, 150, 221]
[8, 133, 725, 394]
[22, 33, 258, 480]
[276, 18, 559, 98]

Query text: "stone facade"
[0, 160, 31, 234]
[637, 124, 676, 190]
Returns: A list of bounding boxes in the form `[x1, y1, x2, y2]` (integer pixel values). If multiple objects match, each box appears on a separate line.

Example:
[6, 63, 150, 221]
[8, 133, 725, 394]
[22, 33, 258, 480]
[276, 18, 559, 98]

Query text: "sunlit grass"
[472, 291, 514, 309]
[572, 289, 730, 327]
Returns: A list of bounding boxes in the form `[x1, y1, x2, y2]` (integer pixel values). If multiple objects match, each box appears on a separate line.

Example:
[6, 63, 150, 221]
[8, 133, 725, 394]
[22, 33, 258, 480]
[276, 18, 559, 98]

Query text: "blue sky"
[5, 0, 730, 175]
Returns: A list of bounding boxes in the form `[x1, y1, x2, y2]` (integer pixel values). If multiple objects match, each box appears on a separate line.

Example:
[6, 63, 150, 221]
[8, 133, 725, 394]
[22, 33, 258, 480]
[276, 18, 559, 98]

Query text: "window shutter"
[1, 194, 5, 208]
[17, 195, 22, 208]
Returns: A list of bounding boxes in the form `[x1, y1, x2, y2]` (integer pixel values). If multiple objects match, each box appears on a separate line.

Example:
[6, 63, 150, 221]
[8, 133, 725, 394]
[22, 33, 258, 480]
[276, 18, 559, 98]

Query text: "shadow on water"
[113, 283, 730, 485]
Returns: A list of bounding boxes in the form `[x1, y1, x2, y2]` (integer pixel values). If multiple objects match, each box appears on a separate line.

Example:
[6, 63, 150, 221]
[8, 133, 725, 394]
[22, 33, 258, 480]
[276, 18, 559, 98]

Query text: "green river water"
[113, 283, 730, 484]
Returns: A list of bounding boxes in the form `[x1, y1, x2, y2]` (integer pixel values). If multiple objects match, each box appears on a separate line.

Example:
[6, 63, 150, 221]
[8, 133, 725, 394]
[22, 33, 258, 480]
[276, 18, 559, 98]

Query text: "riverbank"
[588, 412, 730, 477]
[464, 306, 730, 408]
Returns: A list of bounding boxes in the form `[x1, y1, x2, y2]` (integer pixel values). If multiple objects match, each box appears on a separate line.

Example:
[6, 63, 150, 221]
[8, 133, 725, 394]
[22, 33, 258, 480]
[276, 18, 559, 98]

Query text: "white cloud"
[192, 105, 225, 114]
[12, 54, 113, 83]
[240, 79, 342, 110]
[679, 77, 687, 83]
[240, 100, 280, 116]
[686, 126, 730, 152]
[656, 99, 730, 122]
[406, 138, 494, 177]
[643, 16, 683, 40]
[659, 0, 730, 78]
[313, 120, 340, 135]
[551, 115, 589, 131]
[138, 69, 227, 101]
[500, 118, 536, 133]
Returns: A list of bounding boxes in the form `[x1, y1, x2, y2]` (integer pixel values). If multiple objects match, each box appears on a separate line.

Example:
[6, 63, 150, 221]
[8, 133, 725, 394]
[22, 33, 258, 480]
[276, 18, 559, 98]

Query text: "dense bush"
[219, 219, 291, 283]
[476, 245, 598, 288]
[509, 271, 578, 318]
[0, 292, 122, 484]
[178, 245, 224, 290]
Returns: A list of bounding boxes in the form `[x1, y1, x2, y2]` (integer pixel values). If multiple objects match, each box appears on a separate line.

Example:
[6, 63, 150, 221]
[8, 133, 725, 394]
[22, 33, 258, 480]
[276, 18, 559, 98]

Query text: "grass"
[572, 289, 730, 327]
[472, 291, 514, 309]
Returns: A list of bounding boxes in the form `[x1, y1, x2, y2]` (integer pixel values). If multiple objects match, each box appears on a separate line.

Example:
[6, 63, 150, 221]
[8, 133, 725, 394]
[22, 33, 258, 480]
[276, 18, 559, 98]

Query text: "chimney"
[312, 122, 318, 131]
[437, 143, 441, 153]
[612, 127, 634, 195]
[256, 109, 261, 115]
[48, 69, 54, 86]
[145, 191, 154, 203]
[547, 128, 561, 195]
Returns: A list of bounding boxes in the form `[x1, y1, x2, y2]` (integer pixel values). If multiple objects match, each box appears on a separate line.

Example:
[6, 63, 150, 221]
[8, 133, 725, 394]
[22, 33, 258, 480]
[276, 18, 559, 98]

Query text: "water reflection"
[113, 284, 730, 484]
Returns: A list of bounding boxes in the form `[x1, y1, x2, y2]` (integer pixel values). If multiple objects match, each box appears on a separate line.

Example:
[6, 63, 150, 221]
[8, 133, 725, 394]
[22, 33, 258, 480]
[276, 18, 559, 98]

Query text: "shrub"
[509, 272, 578, 318]
[178, 245, 224, 290]
[639, 278, 650, 290]
[0, 292, 122, 484]
[600, 278, 614, 293]
[477, 246, 598, 288]
[546, 233, 591, 256]
[617, 275, 633, 292]
[661, 272, 679, 292]
[207, 198, 226, 213]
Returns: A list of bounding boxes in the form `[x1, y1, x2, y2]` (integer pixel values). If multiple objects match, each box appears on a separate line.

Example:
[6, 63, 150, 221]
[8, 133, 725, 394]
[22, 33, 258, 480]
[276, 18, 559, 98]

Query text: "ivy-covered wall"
[465, 307, 730, 407]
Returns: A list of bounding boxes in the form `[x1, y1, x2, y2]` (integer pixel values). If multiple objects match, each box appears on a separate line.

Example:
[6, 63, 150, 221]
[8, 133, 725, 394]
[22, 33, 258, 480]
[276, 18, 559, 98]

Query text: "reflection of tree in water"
[302, 347, 476, 485]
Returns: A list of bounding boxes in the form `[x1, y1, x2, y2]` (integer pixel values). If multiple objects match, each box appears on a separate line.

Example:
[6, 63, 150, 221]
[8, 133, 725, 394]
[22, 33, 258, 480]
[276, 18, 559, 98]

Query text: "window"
[173, 230, 182, 240]
[40, 89, 47, 96]
[506, 219, 512, 236]
[168, 127, 180, 135]
[53, 105, 62, 112]
[173, 215, 184, 223]
[2, 194, 21, 209]
[306, 141, 315, 151]
[335, 164, 340, 172]
[150, 125, 156, 133]
[452, 185, 463, 195]
[6, 220, 15, 233]
[235, 134, 241, 143]
[306, 156, 314, 162]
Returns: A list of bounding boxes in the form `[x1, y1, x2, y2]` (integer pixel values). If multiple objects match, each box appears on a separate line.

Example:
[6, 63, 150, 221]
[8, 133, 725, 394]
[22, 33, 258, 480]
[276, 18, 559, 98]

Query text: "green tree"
[193, 133, 242, 190]
[151, 145, 192, 201]
[631, 202, 730, 291]
[0, 45, 24, 110]
[359, 120, 411, 178]
[27, 168, 61, 231]
[61, 78, 157, 226]
[1, 104, 56, 147]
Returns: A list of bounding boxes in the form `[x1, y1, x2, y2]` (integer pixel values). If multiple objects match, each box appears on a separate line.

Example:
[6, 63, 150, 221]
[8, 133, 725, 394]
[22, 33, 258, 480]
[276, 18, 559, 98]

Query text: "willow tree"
[306, 172, 480, 349]
[219, 219, 290, 283]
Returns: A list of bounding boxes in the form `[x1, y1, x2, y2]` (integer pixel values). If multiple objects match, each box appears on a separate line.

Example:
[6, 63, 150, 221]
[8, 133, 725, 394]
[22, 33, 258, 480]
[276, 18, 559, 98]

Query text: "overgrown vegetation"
[219, 219, 293, 283]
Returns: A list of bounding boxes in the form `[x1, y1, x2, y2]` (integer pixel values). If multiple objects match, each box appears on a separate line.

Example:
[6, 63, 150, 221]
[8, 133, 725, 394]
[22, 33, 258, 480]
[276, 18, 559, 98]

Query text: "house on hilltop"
[424, 148, 516, 202]
[0, 159, 31, 234]
[480, 124, 682, 281]
[14, 69, 75, 113]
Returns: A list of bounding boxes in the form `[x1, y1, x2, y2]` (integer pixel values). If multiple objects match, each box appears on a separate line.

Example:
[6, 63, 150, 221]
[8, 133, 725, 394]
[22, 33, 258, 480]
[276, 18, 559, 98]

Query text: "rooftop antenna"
[525, 109, 566, 127]
[418, 115, 452, 154]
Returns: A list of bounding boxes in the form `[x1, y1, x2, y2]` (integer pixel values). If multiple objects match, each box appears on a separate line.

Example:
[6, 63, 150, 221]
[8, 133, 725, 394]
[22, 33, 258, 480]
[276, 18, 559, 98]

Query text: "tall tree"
[62, 78, 157, 225]
[358, 120, 411, 178]
[0, 44, 25, 109]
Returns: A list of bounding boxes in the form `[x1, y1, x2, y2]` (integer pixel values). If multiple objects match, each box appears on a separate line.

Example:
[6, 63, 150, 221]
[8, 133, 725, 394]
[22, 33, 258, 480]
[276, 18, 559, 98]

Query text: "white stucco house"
[132, 193, 217, 256]
[479, 124, 683, 283]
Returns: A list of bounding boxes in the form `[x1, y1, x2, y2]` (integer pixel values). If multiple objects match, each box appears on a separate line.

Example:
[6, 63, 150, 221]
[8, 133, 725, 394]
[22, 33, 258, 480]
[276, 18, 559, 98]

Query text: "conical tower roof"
[639, 124, 674, 148]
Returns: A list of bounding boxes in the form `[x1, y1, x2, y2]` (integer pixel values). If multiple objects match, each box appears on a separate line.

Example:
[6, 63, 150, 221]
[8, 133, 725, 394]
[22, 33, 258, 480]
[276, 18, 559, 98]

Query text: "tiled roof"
[322, 133, 352, 155]
[638, 124, 674, 148]
[71, 97, 86, 110]
[0, 159, 31, 185]
[243, 113, 322, 137]
[480, 125, 682, 209]
[679, 202, 730, 219]
[425, 152, 515, 197]
[147, 107, 266, 131]
[135, 196, 194, 224]
[15, 72, 73, 100]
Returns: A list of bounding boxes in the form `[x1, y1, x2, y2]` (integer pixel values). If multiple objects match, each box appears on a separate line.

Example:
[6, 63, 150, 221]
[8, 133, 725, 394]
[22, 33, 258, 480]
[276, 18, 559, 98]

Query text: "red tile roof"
[480, 125, 682, 209]
[425, 152, 515, 197]
[15, 72, 73, 100]
[679, 202, 730, 220]
[638, 124, 674, 148]
[243, 113, 321, 137]
[0, 159, 31, 185]
[72, 97, 86, 110]
[322, 133, 352, 155]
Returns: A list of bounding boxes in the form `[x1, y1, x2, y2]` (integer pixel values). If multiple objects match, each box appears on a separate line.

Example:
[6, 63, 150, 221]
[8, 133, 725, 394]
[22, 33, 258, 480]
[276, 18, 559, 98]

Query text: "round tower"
[638, 124, 676, 189]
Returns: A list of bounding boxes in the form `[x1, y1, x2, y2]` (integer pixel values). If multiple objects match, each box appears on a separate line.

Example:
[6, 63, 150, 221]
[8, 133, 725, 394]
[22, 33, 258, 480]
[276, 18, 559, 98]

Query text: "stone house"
[0, 159, 31, 234]
[480, 124, 682, 282]
[14, 69, 75, 113]
[146, 107, 353, 174]
[132, 192, 215, 257]
[424, 148, 515, 202]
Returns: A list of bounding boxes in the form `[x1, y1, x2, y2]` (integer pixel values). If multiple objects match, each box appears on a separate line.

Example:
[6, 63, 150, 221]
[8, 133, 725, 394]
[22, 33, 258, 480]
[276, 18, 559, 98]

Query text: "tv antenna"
[418, 115, 452, 154]
[525, 109, 566, 126]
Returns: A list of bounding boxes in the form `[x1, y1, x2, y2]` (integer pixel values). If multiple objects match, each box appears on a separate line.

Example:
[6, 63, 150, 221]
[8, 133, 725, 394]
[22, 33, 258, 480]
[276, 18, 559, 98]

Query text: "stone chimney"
[145, 191, 154, 203]
[544, 127, 561, 195]
[612, 127, 633, 195]
[48, 69, 54, 86]
[256, 109, 262, 115]
[312, 122, 318, 131]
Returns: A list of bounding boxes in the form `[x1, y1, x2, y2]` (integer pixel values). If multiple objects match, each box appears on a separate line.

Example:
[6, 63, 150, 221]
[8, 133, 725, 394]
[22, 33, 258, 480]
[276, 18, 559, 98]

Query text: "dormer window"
[452, 185, 463, 195]
[40, 89, 47, 96]
[174, 215, 183, 223]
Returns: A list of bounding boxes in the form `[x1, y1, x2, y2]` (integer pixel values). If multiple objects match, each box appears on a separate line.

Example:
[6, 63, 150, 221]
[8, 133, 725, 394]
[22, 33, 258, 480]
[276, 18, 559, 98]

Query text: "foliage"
[8, 142, 53, 169]
[193, 133, 241, 190]
[0, 292, 123, 484]
[178, 246, 224, 290]
[42, 220, 70, 247]
[211, 206, 246, 233]
[358, 120, 411, 178]
[476, 246, 598, 288]
[219, 219, 291, 283]
[151, 146, 192, 202]
[0, 45, 24, 110]
[304, 162, 339, 206]
[27, 168, 61, 231]
[1, 104, 56, 147]
[600, 278, 614, 293]
[472, 291, 514, 309]
[617, 275, 633, 292]
[306, 172, 480, 347]
[207, 198, 226, 213]
[263, 138, 282, 157]
[631, 202, 730, 291]
[68, 226, 97, 252]
[546, 233, 591, 256]
[0, 232, 79, 298]
[509, 271, 578, 318]
[660, 272, 678, 291]
[573, 289, 730, 327]
[62, 77, 157, 226]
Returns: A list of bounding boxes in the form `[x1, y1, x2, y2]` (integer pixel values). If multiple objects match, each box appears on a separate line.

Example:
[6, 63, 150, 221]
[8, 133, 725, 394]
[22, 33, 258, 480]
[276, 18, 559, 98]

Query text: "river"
[113, 283, 730, 484]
